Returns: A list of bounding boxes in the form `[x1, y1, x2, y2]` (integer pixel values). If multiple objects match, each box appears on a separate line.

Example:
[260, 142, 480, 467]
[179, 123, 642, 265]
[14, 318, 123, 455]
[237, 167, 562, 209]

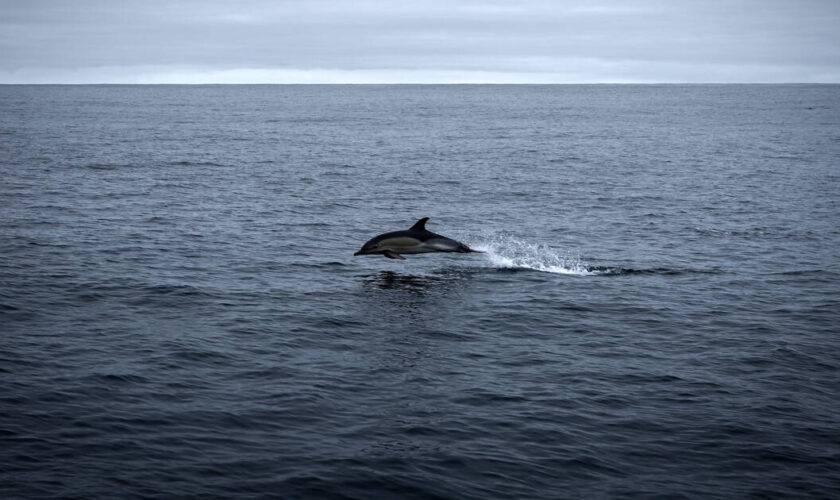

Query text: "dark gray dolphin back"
[407, 217, 437, 240]
[409, 217, 478, 252]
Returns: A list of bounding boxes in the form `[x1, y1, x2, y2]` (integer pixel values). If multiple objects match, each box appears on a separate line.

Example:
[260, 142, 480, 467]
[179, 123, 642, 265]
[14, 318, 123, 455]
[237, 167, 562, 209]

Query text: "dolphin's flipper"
[383, 250, 406, 260]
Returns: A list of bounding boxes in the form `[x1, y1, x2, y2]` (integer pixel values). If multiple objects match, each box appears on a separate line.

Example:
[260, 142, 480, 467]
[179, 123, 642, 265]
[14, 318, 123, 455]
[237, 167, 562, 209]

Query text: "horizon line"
[2, 82, 837, 85]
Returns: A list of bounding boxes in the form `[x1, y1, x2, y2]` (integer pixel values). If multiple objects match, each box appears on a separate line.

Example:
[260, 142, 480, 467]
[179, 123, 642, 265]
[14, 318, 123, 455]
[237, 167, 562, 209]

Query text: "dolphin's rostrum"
[354, 217, 481, 260]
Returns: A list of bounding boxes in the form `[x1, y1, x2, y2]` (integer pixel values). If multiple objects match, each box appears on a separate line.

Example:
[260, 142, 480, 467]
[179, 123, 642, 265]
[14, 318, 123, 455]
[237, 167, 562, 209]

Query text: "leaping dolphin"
[354, 217, 482, 260]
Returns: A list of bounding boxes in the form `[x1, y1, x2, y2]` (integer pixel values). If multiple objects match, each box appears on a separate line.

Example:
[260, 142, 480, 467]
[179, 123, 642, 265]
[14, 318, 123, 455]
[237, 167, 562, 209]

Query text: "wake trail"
[470, 234, 596, 276]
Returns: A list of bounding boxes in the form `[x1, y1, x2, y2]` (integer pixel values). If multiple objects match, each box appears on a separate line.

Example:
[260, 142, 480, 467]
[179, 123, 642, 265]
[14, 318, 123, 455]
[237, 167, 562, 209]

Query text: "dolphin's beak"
[353, 250, 362, 256]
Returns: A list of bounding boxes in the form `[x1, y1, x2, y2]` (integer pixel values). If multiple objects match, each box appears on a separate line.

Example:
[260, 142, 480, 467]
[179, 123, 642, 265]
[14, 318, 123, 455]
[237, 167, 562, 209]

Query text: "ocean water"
[1, 84, 839, 498]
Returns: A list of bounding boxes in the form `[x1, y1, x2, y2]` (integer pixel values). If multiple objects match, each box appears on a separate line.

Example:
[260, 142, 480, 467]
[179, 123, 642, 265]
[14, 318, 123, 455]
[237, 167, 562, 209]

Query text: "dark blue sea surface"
[2, 84, 839, 498]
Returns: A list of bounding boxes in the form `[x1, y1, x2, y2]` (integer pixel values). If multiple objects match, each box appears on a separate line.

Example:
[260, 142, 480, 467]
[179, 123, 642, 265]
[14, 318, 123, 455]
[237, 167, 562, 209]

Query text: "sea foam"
[471, 234, 595, 276]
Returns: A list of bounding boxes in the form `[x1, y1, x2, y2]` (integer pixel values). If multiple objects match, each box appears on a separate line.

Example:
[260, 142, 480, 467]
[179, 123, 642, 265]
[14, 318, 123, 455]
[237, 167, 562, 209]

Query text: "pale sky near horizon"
[1, 0, 839, 84]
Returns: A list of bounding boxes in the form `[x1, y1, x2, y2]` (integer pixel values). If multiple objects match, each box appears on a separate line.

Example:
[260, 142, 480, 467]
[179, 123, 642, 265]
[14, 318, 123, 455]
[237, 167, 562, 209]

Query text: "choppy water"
[2, 84, 839, 498]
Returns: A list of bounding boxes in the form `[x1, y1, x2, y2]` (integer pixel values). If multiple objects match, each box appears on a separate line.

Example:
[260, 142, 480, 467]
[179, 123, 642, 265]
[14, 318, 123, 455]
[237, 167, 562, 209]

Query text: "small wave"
[590, 266, 692, 276]
[168, 160, 224, 167]
[84, 163, 118, 171]
[471, 234, 595, 276]
[0, 303, 20, 312]
[82, 162, 143, 170]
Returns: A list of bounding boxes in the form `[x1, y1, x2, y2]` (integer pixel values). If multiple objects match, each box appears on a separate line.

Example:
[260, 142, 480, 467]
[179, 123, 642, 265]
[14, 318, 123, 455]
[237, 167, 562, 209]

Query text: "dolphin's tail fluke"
[457, 243, 484, 253]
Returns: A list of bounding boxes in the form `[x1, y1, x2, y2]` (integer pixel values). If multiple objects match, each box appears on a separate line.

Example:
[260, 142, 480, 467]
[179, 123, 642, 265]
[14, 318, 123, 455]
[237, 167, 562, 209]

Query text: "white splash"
[470, 234, 596, 276]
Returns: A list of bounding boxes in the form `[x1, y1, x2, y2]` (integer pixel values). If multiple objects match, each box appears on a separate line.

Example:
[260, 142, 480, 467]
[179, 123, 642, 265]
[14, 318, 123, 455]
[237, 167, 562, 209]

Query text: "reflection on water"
[352, 271, 471, 461]
[362, 271, 447, 296]
[356, 268, 477, 325]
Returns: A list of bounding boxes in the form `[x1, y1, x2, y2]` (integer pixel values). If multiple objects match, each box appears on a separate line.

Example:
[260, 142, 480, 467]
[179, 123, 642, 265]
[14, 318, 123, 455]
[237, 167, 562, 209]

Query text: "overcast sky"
[1, 0, 839, 83]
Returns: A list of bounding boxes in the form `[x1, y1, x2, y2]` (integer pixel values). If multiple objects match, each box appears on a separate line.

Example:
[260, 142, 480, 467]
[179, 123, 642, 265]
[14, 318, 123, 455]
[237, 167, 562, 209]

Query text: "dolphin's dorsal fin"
[410, 217, 429, 231]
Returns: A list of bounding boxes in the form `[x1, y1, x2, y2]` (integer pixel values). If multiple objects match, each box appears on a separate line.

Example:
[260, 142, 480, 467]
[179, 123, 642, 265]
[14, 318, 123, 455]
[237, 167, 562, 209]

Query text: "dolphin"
[353, 217, 482, 260]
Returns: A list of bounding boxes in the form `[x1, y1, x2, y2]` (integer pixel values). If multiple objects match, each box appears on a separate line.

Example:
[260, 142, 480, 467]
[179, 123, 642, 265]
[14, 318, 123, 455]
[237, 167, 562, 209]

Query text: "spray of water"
[469, 233, 596, 276]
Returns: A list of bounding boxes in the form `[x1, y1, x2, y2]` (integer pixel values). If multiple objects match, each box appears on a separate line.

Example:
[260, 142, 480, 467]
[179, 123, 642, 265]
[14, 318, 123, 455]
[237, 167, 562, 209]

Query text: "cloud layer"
[2, 0, 839, 83]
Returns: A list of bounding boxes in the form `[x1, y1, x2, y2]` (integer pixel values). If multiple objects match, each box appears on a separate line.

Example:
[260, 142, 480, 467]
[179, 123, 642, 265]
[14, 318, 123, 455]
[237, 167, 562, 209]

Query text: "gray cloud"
[1, 0, 839, 83]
